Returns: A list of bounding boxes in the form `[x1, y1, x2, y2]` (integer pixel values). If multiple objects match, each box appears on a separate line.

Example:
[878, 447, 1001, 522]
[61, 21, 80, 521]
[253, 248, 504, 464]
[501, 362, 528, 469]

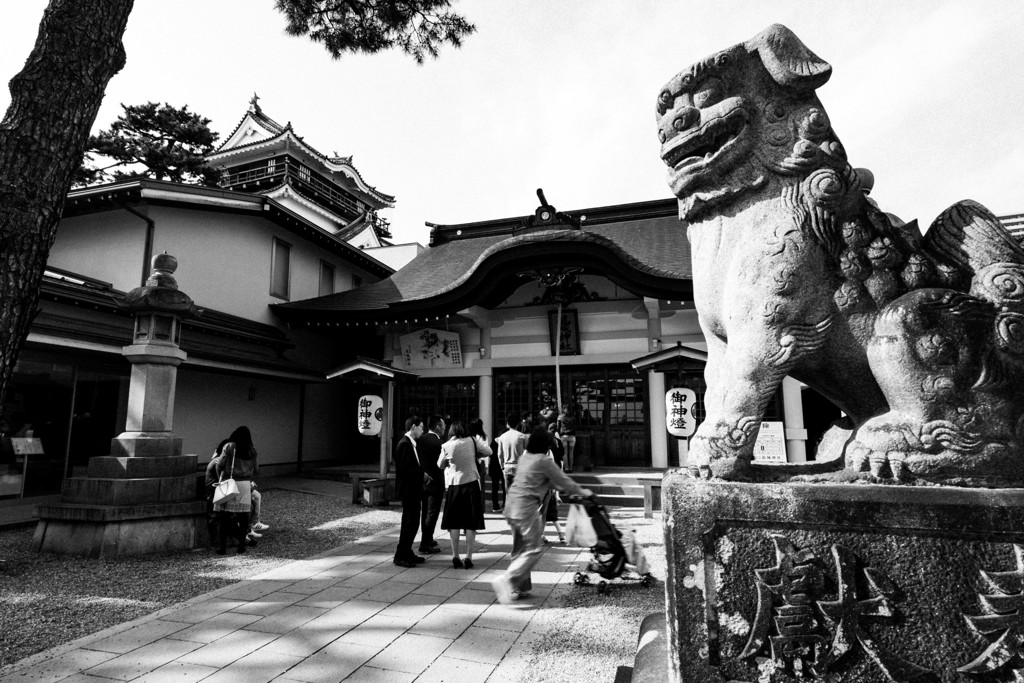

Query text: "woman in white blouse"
[438, 419, 492, 569]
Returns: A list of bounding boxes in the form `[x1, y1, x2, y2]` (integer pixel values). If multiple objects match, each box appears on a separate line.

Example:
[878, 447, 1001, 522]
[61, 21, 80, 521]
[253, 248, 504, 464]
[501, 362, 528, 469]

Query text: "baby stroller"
[567, 495, 653, 594]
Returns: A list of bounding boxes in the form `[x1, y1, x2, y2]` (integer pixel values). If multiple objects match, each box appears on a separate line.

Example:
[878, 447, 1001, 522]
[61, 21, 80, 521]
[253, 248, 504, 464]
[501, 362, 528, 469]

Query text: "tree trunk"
[0, 0, 135, 407]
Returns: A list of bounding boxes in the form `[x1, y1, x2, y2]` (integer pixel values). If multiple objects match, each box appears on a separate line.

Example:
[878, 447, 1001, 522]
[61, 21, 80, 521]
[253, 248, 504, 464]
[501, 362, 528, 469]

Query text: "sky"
[1, 1, 1022, 247]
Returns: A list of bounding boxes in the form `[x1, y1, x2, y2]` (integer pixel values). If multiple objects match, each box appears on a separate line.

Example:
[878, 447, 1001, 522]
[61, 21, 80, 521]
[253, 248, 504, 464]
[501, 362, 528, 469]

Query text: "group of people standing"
[391, 406, 591, 605]
[204, 426, 270, 555]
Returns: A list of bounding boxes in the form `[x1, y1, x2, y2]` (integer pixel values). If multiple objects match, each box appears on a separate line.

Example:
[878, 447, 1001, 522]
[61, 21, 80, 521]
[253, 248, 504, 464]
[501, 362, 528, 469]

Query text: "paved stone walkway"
[0, 510, 597, 683]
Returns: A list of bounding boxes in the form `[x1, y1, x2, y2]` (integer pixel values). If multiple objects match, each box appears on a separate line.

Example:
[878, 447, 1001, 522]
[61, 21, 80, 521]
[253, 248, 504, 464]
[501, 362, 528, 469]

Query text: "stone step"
[587, 484, 645, 496]
[590, 493, 645, 508]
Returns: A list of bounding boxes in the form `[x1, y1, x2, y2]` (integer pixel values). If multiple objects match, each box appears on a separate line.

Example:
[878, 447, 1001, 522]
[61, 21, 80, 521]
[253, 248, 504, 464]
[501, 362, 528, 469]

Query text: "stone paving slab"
[0, 511, 594, 683]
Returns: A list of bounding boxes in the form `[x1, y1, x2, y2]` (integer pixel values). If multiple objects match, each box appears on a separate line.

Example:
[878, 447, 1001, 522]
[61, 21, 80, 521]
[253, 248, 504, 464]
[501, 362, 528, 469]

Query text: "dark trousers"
[420, 486, 443, 549]
[218, 511, 247, 553]
[396, 493, 422, 560]
[490, 472, 505, 509]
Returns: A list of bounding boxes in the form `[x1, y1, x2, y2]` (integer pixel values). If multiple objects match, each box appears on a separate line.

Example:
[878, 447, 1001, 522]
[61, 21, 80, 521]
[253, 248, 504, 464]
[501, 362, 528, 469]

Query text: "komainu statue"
[657, 23, 1024, 486]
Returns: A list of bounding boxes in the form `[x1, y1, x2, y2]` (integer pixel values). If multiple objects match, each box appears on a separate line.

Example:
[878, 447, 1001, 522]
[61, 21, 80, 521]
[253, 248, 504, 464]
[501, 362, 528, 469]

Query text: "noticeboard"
[11, 437, 44, 456]
[752, 421, 787, 464]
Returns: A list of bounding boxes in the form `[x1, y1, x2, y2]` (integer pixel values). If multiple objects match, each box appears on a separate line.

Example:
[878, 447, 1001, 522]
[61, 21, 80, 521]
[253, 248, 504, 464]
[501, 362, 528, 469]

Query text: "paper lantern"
[357, 395, 383, 436]
[666, 388, 696, 438]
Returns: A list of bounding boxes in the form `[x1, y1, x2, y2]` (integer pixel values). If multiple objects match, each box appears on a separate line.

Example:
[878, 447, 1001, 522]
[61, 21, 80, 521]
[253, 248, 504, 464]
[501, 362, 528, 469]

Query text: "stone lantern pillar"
[34, 253, 207, 557]
[112, 252, 192, 459]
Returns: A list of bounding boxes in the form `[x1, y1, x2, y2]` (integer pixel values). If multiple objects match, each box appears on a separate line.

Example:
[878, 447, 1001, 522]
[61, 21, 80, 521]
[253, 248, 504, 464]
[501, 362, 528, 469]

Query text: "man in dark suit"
[393, 415, 426, 568]
[418, 415, 446, 555]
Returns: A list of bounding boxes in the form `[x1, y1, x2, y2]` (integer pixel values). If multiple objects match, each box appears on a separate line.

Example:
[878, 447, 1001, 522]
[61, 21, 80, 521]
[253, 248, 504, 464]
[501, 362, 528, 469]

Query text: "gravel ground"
[511, 509, 666, 683]
[0, 487, 667, 682]
[0, 486, 401, 669]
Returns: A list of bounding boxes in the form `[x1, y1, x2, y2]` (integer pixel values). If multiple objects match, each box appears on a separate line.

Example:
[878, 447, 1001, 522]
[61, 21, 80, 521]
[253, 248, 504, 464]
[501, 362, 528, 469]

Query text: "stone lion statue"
[657, 24, 1024, 486]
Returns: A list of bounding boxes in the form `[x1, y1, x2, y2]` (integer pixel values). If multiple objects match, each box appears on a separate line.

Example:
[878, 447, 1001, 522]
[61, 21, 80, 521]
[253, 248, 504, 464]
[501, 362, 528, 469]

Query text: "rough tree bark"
[0, 0, 135, 407]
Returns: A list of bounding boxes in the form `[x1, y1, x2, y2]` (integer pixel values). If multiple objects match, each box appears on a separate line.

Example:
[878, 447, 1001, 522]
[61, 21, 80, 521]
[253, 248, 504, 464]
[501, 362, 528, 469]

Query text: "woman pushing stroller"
[491, 426, 592, 603]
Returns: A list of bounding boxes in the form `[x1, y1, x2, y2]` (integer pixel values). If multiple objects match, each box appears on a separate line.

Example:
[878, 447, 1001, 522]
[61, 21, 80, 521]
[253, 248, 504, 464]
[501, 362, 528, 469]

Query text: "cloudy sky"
[2, 1, 1022, 246]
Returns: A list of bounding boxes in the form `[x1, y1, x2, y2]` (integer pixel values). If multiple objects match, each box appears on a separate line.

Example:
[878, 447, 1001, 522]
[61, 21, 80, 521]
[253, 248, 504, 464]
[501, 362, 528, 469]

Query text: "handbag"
[213, 454, 239, 505]
[565, 503, 598, 547]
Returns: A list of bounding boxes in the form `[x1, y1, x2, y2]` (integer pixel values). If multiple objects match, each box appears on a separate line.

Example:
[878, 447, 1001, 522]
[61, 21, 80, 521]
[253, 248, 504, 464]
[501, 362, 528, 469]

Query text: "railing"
[220, 158, 361, 219]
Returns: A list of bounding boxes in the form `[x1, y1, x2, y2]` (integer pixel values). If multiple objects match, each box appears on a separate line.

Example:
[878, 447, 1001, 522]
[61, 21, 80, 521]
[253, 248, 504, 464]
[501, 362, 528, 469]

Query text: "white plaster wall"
[173, 368, 300, 467]
[363, 243, 424, 271]
[145, 206, 373, 325]
[49, 211, 148, 291]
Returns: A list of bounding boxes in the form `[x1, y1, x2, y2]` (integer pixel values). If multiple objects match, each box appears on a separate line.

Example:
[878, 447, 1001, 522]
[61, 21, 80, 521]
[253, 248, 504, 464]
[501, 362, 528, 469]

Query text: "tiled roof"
[273, 198, 692, 321]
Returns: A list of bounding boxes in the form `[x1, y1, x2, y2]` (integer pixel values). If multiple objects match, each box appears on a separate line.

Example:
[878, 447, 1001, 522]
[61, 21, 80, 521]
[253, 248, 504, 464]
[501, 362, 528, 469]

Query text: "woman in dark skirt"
[438, 419, 491, 569]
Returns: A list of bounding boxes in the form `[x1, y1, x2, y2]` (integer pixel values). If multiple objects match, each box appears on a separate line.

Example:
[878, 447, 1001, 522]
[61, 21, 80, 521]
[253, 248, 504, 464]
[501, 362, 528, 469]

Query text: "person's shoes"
[464, 558, 474, 570]
[247, 530, 262, 540]
[394, 558, 416, 568]
[252, 522, 269, 532]
[452, 556, 464, 569]
[493, 506, 503, 513]
[491, 576, 520, 604]
[411, 554, 426, 564]
[237, 544, 247, 554]
[419, 545, 441, 554]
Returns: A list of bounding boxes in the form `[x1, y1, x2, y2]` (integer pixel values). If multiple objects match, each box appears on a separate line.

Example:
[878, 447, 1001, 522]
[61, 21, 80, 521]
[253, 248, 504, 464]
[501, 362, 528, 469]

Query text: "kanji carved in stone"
[656, 24, 1024, 486]
[740, 534, 931, 680]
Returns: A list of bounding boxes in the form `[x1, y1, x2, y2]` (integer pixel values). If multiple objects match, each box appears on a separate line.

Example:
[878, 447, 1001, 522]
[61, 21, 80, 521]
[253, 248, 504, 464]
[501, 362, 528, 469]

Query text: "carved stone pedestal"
[658, 475, 1024, 682]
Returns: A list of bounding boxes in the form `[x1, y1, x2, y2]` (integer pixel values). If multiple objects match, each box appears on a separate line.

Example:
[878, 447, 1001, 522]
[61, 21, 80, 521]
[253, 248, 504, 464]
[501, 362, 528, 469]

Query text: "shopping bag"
[213, 477, 239, 505]
[621, 529, 650, 574]
[565, 503, 597, 547]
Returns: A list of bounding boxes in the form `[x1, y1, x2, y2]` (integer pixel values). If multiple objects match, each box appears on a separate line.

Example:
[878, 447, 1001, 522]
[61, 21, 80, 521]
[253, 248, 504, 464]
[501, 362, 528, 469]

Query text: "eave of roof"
[630, 343, 708, 373]
[62, 179, 393, 279]
[273, 198, 693, 324]
[326, 357, 417, 381]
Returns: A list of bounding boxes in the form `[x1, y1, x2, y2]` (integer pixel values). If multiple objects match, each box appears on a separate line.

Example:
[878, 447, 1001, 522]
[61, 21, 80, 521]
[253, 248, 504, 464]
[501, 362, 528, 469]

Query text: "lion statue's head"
[657, 24, 860, 222]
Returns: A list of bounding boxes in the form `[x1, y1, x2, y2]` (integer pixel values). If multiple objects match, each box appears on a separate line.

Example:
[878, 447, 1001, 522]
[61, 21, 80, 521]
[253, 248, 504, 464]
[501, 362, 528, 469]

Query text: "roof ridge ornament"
[520, 188, 582, 231]
[248, 92, 261, 113]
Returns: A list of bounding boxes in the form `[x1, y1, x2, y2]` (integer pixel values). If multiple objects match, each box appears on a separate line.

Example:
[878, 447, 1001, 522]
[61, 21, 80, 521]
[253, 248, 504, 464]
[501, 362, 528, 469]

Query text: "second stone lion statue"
[657, 24, 1024, 486]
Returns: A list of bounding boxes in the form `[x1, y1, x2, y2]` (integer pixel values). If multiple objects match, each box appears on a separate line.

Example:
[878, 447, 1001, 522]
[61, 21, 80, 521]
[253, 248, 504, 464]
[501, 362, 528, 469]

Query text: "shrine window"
[270, 237, 291, 299]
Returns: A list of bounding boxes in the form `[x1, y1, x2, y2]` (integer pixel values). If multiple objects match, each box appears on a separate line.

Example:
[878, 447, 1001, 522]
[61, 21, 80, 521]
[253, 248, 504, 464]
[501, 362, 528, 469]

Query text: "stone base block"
[34, 500, 208, 557]
[664, 474, 1024, 682]
[87, 454, 196, 479]
[61, 474, 197, 505]
[110, 433, 183, 458]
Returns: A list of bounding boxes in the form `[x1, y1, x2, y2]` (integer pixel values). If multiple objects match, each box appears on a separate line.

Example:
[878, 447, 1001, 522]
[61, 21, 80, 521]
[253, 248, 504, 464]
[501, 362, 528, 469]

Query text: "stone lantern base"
[33, 439, 207, 557]
[649, 475, 1024, 682]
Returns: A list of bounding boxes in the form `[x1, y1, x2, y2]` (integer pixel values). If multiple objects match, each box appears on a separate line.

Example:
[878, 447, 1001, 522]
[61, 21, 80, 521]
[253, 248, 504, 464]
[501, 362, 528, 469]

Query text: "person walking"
[418, 415, 446, 555]
[438, 419, 490, 569]
[491, 426, 591, 603]
[495, 412, 526, 504]
[393, 415, 427, 568]
[487, 433, 505, 512]
[558, 403, 578, 473]
[543, 421, 566, 544]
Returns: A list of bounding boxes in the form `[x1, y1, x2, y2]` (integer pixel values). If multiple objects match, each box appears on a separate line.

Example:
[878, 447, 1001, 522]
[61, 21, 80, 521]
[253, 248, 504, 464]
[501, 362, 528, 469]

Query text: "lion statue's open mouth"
[661, 106, 750, 195]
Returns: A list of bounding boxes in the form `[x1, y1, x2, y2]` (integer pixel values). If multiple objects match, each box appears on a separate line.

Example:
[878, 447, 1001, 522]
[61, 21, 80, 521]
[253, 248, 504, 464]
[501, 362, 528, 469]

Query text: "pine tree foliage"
[275, 0, 475, 63]
[76, 102, 220, 186]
